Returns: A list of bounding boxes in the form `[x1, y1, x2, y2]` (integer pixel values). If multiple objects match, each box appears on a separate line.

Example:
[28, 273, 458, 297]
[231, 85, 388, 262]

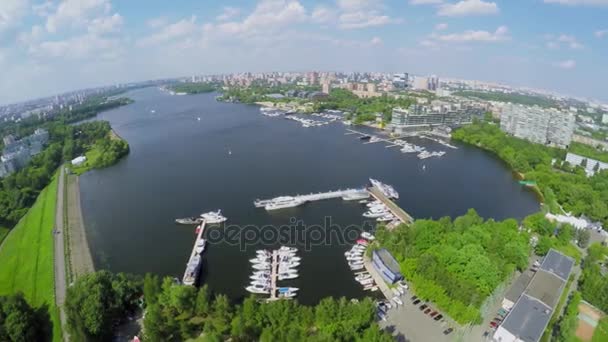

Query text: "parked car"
[490, 321, 498, 328]
[430, 311, 438, 317]
[424, 308, 432, 314]
[392, 288, 401, 296]
[397, 280, 409, 290]
[413, 299, 421, 305]
[410, 295, 418, 301]
[497, 308, 508, 317]
[443, 328, 453, 335]
[397, 287, 405, 295]
[493, 317, 503, 323]
[377, 312, 387, 321]
[434, 314, 443, 321]
[419, 304, 428, 311]
[392, 296, 403, 306]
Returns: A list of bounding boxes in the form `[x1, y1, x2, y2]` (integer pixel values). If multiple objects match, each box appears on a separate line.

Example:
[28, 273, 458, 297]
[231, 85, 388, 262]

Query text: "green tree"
[576, 229, 591, 248]
[535, 236, 553, 256]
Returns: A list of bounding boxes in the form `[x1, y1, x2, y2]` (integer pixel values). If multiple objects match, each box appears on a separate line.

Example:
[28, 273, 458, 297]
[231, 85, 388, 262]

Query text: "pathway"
[53, 167, 68, 341]
[66, 174, 94, 277]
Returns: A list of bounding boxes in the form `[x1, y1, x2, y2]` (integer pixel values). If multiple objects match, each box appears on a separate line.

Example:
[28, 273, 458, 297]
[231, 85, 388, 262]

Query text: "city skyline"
[0, 0, 607, 104]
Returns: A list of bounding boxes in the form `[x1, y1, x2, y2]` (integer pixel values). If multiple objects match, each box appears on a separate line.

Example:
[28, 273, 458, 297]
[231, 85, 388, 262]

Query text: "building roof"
[373, 249, 402, 275]
[525, 270, 566, 309]
[500, 294, 552, 342]
[540, 249, 575, 281]
[504, 270, 534, 303]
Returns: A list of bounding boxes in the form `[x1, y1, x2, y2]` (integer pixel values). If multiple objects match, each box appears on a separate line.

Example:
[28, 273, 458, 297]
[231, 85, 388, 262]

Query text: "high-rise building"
[500, 104, 575, 148]
[428, 75, 439, 91]
[322, 82, 330, 94]
[412, 77, 429, 90]
[392, 73, 409, 89]
[602, 113, 608, 124]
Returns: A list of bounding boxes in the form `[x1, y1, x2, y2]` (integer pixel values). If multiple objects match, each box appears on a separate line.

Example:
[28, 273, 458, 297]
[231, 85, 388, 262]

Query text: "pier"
[254, 188, 369, 208]
[182, 220, 206, 286]
[368, 185, 414, 225]
[269, 250, 278, 301]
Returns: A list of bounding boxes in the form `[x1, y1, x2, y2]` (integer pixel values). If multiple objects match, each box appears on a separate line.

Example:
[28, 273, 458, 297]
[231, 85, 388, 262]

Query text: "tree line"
[453, 122, 608, 227]
[375, 209, 530, 324]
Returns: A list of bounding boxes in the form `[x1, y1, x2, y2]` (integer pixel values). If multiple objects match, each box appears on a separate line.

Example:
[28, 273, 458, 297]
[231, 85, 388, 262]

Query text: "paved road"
[53, 167, 68, 341]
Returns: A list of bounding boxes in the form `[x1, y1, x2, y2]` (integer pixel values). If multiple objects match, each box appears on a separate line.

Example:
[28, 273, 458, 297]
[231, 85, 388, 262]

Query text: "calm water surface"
[80, 87, 539, 304]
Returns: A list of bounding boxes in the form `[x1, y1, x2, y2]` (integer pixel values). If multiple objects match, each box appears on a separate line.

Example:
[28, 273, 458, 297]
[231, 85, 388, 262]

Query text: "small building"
[71, 156, 87, 166]
[502, 270, 534, 310]
[372, 249, 403, 284]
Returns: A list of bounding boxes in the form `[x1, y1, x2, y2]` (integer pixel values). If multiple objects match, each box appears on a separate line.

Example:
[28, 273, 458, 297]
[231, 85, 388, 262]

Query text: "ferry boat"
[175, 217, 203, 225]
[369, 178, 399, 199]
[200, 210, 227, 224]
[263, 196, 306, 211]
[182, 254, 202, 286]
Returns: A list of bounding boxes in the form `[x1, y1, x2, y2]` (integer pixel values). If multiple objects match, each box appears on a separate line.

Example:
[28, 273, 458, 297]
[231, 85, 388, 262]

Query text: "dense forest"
[0, 96, 132, 226]
[170, 83, 217, 94]
[451, 91, 557, 108]
[63, 271, 392, 342]
[0, 293, 51, 342]
[218, 84, 321, 104]
[578, 243, 608, 313]
[375, 209, 530, 324]
[453, 122, 608, 226]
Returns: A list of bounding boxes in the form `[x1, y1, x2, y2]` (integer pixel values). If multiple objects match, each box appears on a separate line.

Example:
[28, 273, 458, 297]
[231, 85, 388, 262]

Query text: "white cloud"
[217, 7, 241, 21]
[337, 0, 377, 11]
[29, 34, 123, 60]
[410, 0, 444, 4]
[17, 25, 44, 45]
[438, 0, 499, 17]
[0, 0, 29, 33]
[312, 6, 336, 23]
[32, 1, 53, 17]
[435, 23, 448, 31]
[370, 36, 383, 45]
[553, 59, 576, 69]
[338, 11, 394, 29]
[88, 13, 123, 35]
[146, 17, 168, 29]
[434, 25, 510, 42]
[45, 0, 112, 33]
[557, 34, 583, 49]
[138, 16, 199, 46]
[595, 29, 608, 38]
[544, 0, 608, 6]
[545, 34, 584, 49]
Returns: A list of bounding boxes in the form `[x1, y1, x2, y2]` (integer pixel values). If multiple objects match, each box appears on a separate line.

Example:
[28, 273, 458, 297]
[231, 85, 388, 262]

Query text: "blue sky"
[0, 0, 607, 104]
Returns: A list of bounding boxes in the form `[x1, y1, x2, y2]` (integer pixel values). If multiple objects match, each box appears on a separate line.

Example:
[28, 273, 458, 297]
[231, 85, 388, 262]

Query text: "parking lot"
[378, 290, 456, 342]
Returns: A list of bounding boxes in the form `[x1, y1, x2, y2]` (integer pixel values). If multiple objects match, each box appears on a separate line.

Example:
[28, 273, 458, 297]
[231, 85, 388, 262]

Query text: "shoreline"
[65, 173, 95, 279]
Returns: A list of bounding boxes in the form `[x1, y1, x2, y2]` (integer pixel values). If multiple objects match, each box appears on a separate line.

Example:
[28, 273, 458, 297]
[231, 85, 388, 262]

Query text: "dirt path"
[53, 167, 68, 341]
[66, 174, 94, 278]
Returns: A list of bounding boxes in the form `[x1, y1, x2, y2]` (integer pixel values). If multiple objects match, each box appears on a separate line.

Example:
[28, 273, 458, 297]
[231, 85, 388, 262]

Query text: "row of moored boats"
[345, 232, 378, 292]
[176, 210, 227, 225]
[360, 199, 398, 223]
[246, 246, 300, 299]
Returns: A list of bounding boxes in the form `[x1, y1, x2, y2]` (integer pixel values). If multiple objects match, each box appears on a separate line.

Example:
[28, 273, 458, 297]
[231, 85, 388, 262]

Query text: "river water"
[80, 87, 539, 304]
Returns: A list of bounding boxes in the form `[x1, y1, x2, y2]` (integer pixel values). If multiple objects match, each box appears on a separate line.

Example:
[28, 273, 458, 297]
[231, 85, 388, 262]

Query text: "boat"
[350, 264, 364, 271]
[357, 239, 369, 245]
[360, 135, 371, 141]
[278, 287, 299, 292]
[359, 199, 369, 204]
[250, 257, 269, 263]
[250, 274, 270, 281]
[369, 178, 399, 199]
[279, 256, 301, 262]
[252, 270, 270, 276]
[361, 232, 375, 241]
[278, 291, 297, 299]
[278, 272, 298, 280]
[262, 196, 306, 210]
[342, 190, 370, 201]
[245, 284, 270, 294]
[346, 256, 363, 262]
[279, 246, 298, 253]
[182, 254, 202, 286]
[175, 217, 203, 225]
[195, 239, 206, 254]
[355, 274, 372, 282]
[250, 279, 271, 287]
[279, 261, 300, 267]
[252, 263, 271, 271]
[363, 210, 388, 218]
[359, 278, 375, 285]
[200, 210, 227, 224]
[377, 215, 395, 222]
[369, 136, 381, 143]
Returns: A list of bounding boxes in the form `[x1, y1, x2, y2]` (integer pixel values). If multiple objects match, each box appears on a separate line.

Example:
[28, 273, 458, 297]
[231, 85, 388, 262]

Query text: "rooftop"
[373, 249, 402, 275]
[500, 294, 552, 342]
[525, 270, 566, 309]
[540, 249, 575, 281]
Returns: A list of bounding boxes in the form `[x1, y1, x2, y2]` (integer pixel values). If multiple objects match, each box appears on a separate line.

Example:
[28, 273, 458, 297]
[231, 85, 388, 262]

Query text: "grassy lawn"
[0, 173, 62, 341]
[592, 317, 608, 342]
[0, 226, 8, 245]
[71, 144, 103, 175]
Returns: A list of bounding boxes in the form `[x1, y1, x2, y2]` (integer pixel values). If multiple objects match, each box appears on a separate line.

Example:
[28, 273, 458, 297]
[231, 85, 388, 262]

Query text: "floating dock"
[182, 220, 206, 286]
[269, 250, 278, 301]
[367, 185, 414, 225]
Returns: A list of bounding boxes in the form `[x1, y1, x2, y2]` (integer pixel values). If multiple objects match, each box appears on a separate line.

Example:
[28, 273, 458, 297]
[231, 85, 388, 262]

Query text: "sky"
[0, 0, 607, 104]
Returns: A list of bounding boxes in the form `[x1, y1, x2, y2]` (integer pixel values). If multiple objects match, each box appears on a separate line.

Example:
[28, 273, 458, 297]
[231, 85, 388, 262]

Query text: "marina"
[254, 188, 370, 210]
[182, 220, 206, 286]
[246, 247, 301, 301]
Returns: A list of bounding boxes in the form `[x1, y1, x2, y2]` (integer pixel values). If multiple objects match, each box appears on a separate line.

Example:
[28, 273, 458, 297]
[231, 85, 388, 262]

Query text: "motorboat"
[278, 291, 297, 299]
[278, 287, 299, 292]
[363, 210, 389, 218]
[195, 239, 206, 254]
[245, 284, 270, 294]
[175, 217, 203, 225]
[369, 178, 399, 199]
[250, 274, 270, 281]
[250, 279, 271, 287]
[377, 215, 395, 222]
[355, 273, 372, 282]
[359, 278, 375, 285]
[252, 270, 270, 276]
[252, 263, 271, 271]
[279, 246, 298, 253]
[356, 239, 369, 245]
[361, 232, 375, 241]
[278, 272, 298, 280]
[200, 210, 227, 224]
[350, 264, 364, 271]
[279, 256, 301, 262]
[250, 257, 270, 264]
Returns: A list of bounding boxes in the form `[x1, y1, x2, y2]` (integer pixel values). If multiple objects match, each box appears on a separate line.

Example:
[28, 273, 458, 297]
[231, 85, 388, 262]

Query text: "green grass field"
[0, 226, 8, 245]
[71, 144, 103, 175]
[0, 173, 62, 341]
[592, 317, 608, 342]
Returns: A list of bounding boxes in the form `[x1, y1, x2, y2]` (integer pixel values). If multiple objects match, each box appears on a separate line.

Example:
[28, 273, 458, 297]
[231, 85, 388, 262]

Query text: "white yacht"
[264, 197, 306, 210]
[361, 232, 375, 241]
[245, 284, 270, 294]
[250, 279, 271, 287]
[250, 257, 269, 263]
[278, 272, 299, 280]
[363, 210, 388, 218]
[250, 274, 270, 281]
[342, 190, 371, 201]
[252, 263, 271, 271]
[279, 246, 298, 253]
[200, 210, 227, 224]
[195, 239, 206, 254]
[369, 178, 399, 199]
[377, 215, 395, 222]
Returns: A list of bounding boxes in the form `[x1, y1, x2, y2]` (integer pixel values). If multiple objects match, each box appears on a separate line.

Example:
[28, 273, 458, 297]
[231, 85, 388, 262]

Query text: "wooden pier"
[182, 220, 206, 286]
[269, 250, 278, 300]
[368, 186, 414, 225]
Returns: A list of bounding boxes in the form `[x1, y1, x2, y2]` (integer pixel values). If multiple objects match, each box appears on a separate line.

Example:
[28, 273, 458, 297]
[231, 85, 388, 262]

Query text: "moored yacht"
[264, 196, 306, 210]
[246, 284, 270, 294]
[200, 210, 227, 224]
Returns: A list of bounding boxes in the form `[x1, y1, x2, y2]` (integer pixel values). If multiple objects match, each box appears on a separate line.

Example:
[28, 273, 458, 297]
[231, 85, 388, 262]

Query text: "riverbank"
[65, 173, 94, 279]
